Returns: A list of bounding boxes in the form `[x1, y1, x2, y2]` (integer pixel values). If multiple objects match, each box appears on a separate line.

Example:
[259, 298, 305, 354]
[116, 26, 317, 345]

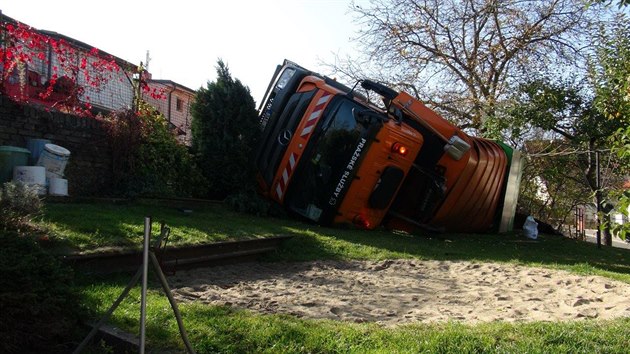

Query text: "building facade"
[142, 79, 195, 146]
[1, 13, 195, 144]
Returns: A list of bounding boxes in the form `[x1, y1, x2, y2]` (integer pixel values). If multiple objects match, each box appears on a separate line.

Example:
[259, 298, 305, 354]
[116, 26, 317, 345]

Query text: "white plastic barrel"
[37, 143, 71, 178]
[48, 177, 69, 196]
[12, 166, 47, 195]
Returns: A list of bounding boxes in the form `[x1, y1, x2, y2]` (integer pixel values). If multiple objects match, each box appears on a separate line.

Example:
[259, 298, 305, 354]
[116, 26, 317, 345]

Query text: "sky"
[2, 0, 368, 105]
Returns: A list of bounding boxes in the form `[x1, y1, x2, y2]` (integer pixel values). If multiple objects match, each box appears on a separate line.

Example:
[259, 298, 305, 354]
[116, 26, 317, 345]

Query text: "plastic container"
[0, 146, 31, 184]
[12, 166, 46, 194]
[37, 143, 71, 178]
[523, 215, 539, 240]
[26, 138, 51, 165]
[48, 177, 68, 196]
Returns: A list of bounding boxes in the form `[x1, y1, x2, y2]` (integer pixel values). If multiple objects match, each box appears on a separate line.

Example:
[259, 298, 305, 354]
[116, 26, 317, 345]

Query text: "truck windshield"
[285, 97, 369, 222]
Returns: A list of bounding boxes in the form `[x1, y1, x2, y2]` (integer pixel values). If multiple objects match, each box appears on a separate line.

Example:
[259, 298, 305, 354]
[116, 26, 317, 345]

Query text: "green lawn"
[40, 200, 630, 283]
[273, 227, 630, 283]
[79, 281, 630, 353]
[39, 200, 630, 353]
[39, 199, 302, 254]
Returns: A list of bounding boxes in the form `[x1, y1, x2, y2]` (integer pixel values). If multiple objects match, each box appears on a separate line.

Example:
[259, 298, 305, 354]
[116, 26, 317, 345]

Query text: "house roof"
[2, 12, 195, 102]
[1, 13, 137, 71]
[148, 79, 196, 94]
[39, 30, 137, 70]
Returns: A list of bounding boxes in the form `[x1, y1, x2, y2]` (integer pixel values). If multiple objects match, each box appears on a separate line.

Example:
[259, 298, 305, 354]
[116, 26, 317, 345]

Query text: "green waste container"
[0, 146, 31, 184]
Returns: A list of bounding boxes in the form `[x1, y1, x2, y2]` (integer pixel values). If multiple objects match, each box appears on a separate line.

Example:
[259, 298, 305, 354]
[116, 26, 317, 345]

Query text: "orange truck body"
[255, 60, 522, 233]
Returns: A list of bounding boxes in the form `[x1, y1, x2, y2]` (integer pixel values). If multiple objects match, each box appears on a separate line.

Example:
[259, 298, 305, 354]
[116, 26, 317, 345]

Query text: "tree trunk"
[604, 213, 613, 246]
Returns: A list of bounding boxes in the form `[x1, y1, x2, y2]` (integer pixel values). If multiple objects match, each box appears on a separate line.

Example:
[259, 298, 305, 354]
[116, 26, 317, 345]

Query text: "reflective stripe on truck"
[272, 90, 333, 203]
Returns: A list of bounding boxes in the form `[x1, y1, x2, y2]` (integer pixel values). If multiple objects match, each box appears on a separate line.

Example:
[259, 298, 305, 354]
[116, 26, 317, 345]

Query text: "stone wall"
[0, 96, 113, 196]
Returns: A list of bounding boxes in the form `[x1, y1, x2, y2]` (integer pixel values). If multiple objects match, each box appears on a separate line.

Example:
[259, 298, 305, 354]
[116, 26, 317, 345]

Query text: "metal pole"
[72, 267, 143, 354]
[140, 217, 151, 353]
[576, 208, 579, 238]
[150, 252, 196, 354]
[596, 151, 602, 249]
[580, 208, 585, 239]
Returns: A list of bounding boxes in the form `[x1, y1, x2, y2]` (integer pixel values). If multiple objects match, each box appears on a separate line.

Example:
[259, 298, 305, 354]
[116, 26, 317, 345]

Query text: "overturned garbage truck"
[254, 60, 522, 233]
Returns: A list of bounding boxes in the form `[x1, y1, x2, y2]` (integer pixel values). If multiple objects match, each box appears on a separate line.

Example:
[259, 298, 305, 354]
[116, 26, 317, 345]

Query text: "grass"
[37, 200, 630, 352]
[78, 278, 630, 353]
[38, 199, 303, 254]
[272, 227, 630, 283]
[40, 200, 630, 283]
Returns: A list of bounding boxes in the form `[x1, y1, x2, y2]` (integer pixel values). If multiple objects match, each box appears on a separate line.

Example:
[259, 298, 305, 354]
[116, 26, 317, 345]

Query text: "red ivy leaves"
[1, 20, 154, 117]
[141, 84, 167, 100]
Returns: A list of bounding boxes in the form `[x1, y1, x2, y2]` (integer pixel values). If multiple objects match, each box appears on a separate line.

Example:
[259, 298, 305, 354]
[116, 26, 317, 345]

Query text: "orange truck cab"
[255, 60, 522, 233]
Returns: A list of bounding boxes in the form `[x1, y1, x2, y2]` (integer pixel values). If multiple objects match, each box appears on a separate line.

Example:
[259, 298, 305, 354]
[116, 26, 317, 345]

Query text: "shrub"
[0, 231, 78, 353]
[103, 101, 207, 197]
[225, 188, 273, 216]
[0, 182, 43, 231]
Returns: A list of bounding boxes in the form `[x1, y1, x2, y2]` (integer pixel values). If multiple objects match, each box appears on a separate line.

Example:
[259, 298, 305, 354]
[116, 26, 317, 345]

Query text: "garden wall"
[0, 96, 113, 196]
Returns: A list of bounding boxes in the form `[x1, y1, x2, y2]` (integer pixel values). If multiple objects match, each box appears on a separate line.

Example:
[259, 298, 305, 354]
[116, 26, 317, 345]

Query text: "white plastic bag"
[523, 215, 538, 239]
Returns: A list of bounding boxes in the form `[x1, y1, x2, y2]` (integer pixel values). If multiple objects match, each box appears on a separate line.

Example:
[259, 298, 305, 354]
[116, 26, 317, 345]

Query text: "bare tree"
[334, 0, 608, 133]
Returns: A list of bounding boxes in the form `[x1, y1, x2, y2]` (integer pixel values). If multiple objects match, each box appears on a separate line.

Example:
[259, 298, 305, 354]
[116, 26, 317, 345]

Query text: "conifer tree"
[191, 59, 260, 199]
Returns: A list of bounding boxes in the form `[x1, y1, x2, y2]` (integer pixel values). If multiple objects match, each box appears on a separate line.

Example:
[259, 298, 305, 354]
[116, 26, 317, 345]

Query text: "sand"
[168, 259, 630, 326]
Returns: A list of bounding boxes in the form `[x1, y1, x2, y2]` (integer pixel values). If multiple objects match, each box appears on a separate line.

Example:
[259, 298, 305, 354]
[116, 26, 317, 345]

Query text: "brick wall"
[0, 96, 113, 196]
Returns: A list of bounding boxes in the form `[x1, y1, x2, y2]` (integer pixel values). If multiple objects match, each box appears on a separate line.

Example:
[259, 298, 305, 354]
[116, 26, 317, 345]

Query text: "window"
[176, 97, 183, 112]
[285, 97, 368, 222]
